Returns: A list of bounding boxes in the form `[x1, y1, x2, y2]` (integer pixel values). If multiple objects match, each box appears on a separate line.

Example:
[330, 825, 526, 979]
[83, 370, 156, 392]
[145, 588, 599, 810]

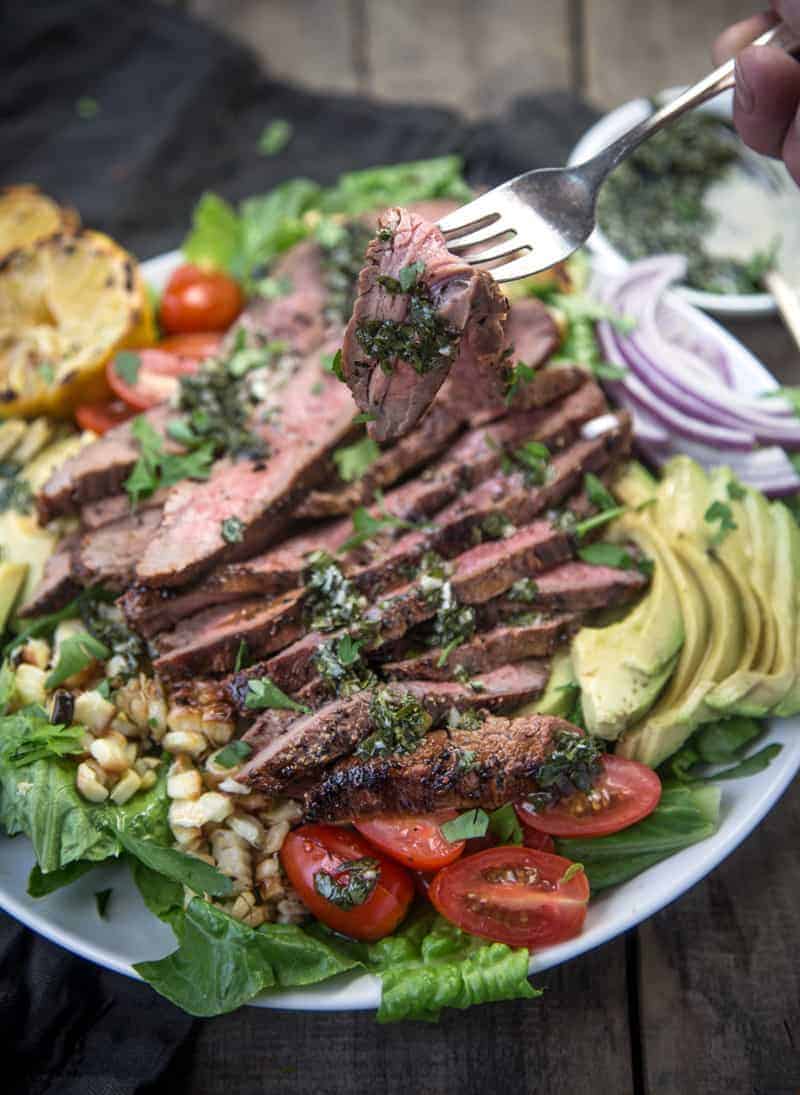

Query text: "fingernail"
[735, 58, 755, 113]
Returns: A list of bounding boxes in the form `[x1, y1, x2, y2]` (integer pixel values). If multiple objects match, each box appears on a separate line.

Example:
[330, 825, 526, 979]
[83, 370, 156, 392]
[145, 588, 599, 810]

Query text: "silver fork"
[439, 21, 800, 282]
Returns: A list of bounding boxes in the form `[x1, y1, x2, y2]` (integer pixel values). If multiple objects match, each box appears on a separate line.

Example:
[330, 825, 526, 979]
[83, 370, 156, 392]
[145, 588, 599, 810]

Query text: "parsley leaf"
[220, 516, 245, 544]
[584, 472, 616, 512]
[704, 500, 737, 547]
[125, 416, 215, 506]
[505, 362, 536, 404]
[333, 437, 380, 483]
[340, 504, 408, 553]
[215, 740, 253, 768]
[488, 803, 524, 845]
[399, 260, 425, 292]
[46, 632, 111, 689]
[726, 478, 746, 501]
[313, 857, 379, 908]
[245, 677, 310, 714]
[258, 119, 293, 156]
[113, 351, 141, 386]
[323, 349, 344, 381]
[577, 542, 634, 569]
[441, 809, 489, 842]
[234, 641, 249, 672]
[0, 709, 84, 767]
[574, 505, 627, 540]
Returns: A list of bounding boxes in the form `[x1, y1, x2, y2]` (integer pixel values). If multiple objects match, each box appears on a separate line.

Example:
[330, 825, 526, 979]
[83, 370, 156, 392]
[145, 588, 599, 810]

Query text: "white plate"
[1, 250, 798, 1013]
[569, 88, 779, 318]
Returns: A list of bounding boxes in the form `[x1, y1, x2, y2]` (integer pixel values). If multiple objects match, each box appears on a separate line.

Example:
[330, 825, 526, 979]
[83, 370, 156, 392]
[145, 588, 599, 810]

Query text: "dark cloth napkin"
[0, 2, 597, 1091]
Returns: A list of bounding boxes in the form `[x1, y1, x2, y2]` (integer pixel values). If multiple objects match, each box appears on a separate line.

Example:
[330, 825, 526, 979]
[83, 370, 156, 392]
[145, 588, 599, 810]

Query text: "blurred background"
[167, 0, 752, 115]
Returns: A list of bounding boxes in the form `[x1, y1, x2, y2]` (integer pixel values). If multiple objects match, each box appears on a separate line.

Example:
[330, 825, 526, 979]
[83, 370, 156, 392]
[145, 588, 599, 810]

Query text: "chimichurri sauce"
[597, 112, 775, 295]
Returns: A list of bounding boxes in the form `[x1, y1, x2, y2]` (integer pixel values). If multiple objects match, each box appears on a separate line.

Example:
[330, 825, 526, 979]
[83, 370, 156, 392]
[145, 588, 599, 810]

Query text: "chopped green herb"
[46, 632, 111, 690]
[704, 500, 737, 547]
[584, 472, 616, 512]
[356, 688, 432, 759]
[577, 542, 634, 569]
[399, 261, 425, 292]
[726, 478, 746, 501]
[254, 275, 293, 299]
[505, 362, 536, 404]
[95, 888, 112, 919]
[313, 635, 376, 698]
[488, 803, 524, 846]
[96, 678, 112, 700]
[313, 857, 379, 908]
[258, 119, 293, 156]
[480, 512, 513, 540]
[574, 505, 627, 540]
[125, 416, 215, 506]
[215, 740, 253, 768]
[429, 581, 475, 665]
[355, 273, 459, 376]
[452, 747, 477, 774]
[0, 473, 33, 515]
[333, 437, 380, 483]
[76, 96, 99, 119]
[234, 641, 249, 673]
[507, 440, 550, 486]
[526, 730, 603, 813]
[0, 708, 84, 767]
[245, 677, 310, 714]
[304, 551, 366, 630]
[339, 503, 411, 554]
[323, 349, 344, 381]
[353, 412, 377, 424]
[114, 351, 141, 386]
[441, 809, 489, 843]
[560, 862, 584, 884]
[38, 362, 55, 384]
[220, 516, 245, 544]
[506, 578, 538, 603]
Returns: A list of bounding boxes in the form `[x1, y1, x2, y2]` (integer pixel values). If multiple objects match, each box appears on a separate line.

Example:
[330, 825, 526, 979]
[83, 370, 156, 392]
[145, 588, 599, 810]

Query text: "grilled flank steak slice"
[303, 714, 579, 820]
[342, 207, 508, 443]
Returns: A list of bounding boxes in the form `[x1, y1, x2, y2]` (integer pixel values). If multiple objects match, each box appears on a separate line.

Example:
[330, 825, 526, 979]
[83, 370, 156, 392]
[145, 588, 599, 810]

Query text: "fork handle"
[582, 20, 800, 180]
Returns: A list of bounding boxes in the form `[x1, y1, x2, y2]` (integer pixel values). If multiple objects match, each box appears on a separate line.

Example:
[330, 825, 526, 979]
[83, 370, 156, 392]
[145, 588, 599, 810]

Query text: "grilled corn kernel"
[171, 824, 204, 849]
[109, 767, 142, 805]
[110, 712, 146, 740]
[73, 689, 115, 733]
[162, 728, 207, 757]
[77, 761, 109, 802]
[89, 731, 129, 773]
[201, 719, 235, 747]
[211, 828, 252, 894]
[139, 769, 157, 790]
[169, 792, 232, 828]
[262, 799, 303, 826]
[115, 674, 168, 736]
[20, 638, 50, 669]
[229, 813, 265, 849]
[167, 768, 203, 800]
[263, 820, 290, 855]
[15, 664, 46, 707]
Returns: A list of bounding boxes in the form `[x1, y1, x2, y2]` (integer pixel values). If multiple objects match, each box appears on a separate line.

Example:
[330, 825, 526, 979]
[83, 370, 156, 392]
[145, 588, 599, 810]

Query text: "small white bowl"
[569, 88, 777, 318]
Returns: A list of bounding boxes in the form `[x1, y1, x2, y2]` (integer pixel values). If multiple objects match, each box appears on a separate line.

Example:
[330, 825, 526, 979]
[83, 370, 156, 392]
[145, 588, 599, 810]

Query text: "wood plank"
[637, 781, 800, 1094]
[185, 937, 634, 1095]
[188, 0, 360, 95]
[348, 0, 571, 118]
[585, 0, 754, 107]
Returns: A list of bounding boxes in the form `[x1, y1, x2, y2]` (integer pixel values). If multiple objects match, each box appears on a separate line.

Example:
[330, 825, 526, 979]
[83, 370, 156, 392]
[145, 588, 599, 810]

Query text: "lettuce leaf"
[555, 783, 721, 892]
[0, 744, 169, 873]
[27, 859, 97, 897]
[661, 716, 780, 784]
[133, 897, 361, 1017]
[180, 158, 471, 286]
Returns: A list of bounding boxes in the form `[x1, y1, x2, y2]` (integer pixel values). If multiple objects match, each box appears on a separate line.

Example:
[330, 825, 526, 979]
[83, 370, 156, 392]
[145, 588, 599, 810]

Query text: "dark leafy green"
[313, 857, 380, 908]
[110, 829, 233, 898]
[27, 859, 97, 897]
[245, 677, 310, 714]
[441, 809, 489, 842]
[0, 708, 84, 768]
[215, 740, 253, 768]
[357, 688, 432, 759]
[45, 632, 110, 689]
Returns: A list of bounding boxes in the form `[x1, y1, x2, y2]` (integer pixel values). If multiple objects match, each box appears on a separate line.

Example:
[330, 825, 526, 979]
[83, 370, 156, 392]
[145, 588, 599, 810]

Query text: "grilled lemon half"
[0, 229, 154, 418]
[0, 185, 79, 262]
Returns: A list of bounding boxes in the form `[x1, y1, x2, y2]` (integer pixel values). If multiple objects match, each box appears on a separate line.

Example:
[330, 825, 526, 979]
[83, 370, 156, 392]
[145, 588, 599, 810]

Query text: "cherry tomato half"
[157, 332, 223, 358]
[516, 755, 662, 839]
[355, 811, 465, 871]
[160, 263, 243, 333]
[429, 847, 589, 949]
[75, 399, 134, 434]
[106, 348, 201, 411]
[280, 824, 414, 942]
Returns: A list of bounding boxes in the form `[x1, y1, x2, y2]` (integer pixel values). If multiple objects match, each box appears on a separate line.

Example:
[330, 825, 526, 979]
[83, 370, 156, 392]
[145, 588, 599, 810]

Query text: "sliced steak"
[121, 518, 352, 638]
[136, 349, 358, 589]
[36, 405, 172, 524]
[74, 507, 164, 590]
[304, 713, 574, 820]
[80, 488, 168, 531]
[296, 393, 463, 519]
[17, 534, 81, 618]
[342, 207, 507, 443]
[225, 240, 327, 356]
[383, 614, 578, 681]
[154, 589, 306, 675]
[403, 659, 550, 719]
[484, 560, 648, 620]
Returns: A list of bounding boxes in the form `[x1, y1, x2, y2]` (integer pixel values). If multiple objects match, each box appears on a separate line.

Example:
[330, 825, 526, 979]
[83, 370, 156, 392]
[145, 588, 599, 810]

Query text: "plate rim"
[0, 248, 797, 1013]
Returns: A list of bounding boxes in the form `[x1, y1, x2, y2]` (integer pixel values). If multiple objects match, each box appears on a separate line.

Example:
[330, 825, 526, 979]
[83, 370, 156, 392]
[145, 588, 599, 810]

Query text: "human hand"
[713, 2, 800, 183]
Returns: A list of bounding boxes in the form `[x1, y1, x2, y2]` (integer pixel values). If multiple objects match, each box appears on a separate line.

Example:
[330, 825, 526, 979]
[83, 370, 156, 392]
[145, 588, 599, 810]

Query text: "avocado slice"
[705, 491, 795, 715]
[617, 458, 744, 767]
[0, 561, 27, 634]
[611, 460, 658, 509]
[517, 649, 576, 717]
[772, 506, 800, 717]
[21, 433, 89, 494]
[572, 512, 683, 739]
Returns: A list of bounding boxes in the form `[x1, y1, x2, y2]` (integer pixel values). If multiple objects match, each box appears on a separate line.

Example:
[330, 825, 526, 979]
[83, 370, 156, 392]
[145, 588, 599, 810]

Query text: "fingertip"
[782, 108, 800, 185]
[712, 11, 776, 64]
[733, 45, 800, 157]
